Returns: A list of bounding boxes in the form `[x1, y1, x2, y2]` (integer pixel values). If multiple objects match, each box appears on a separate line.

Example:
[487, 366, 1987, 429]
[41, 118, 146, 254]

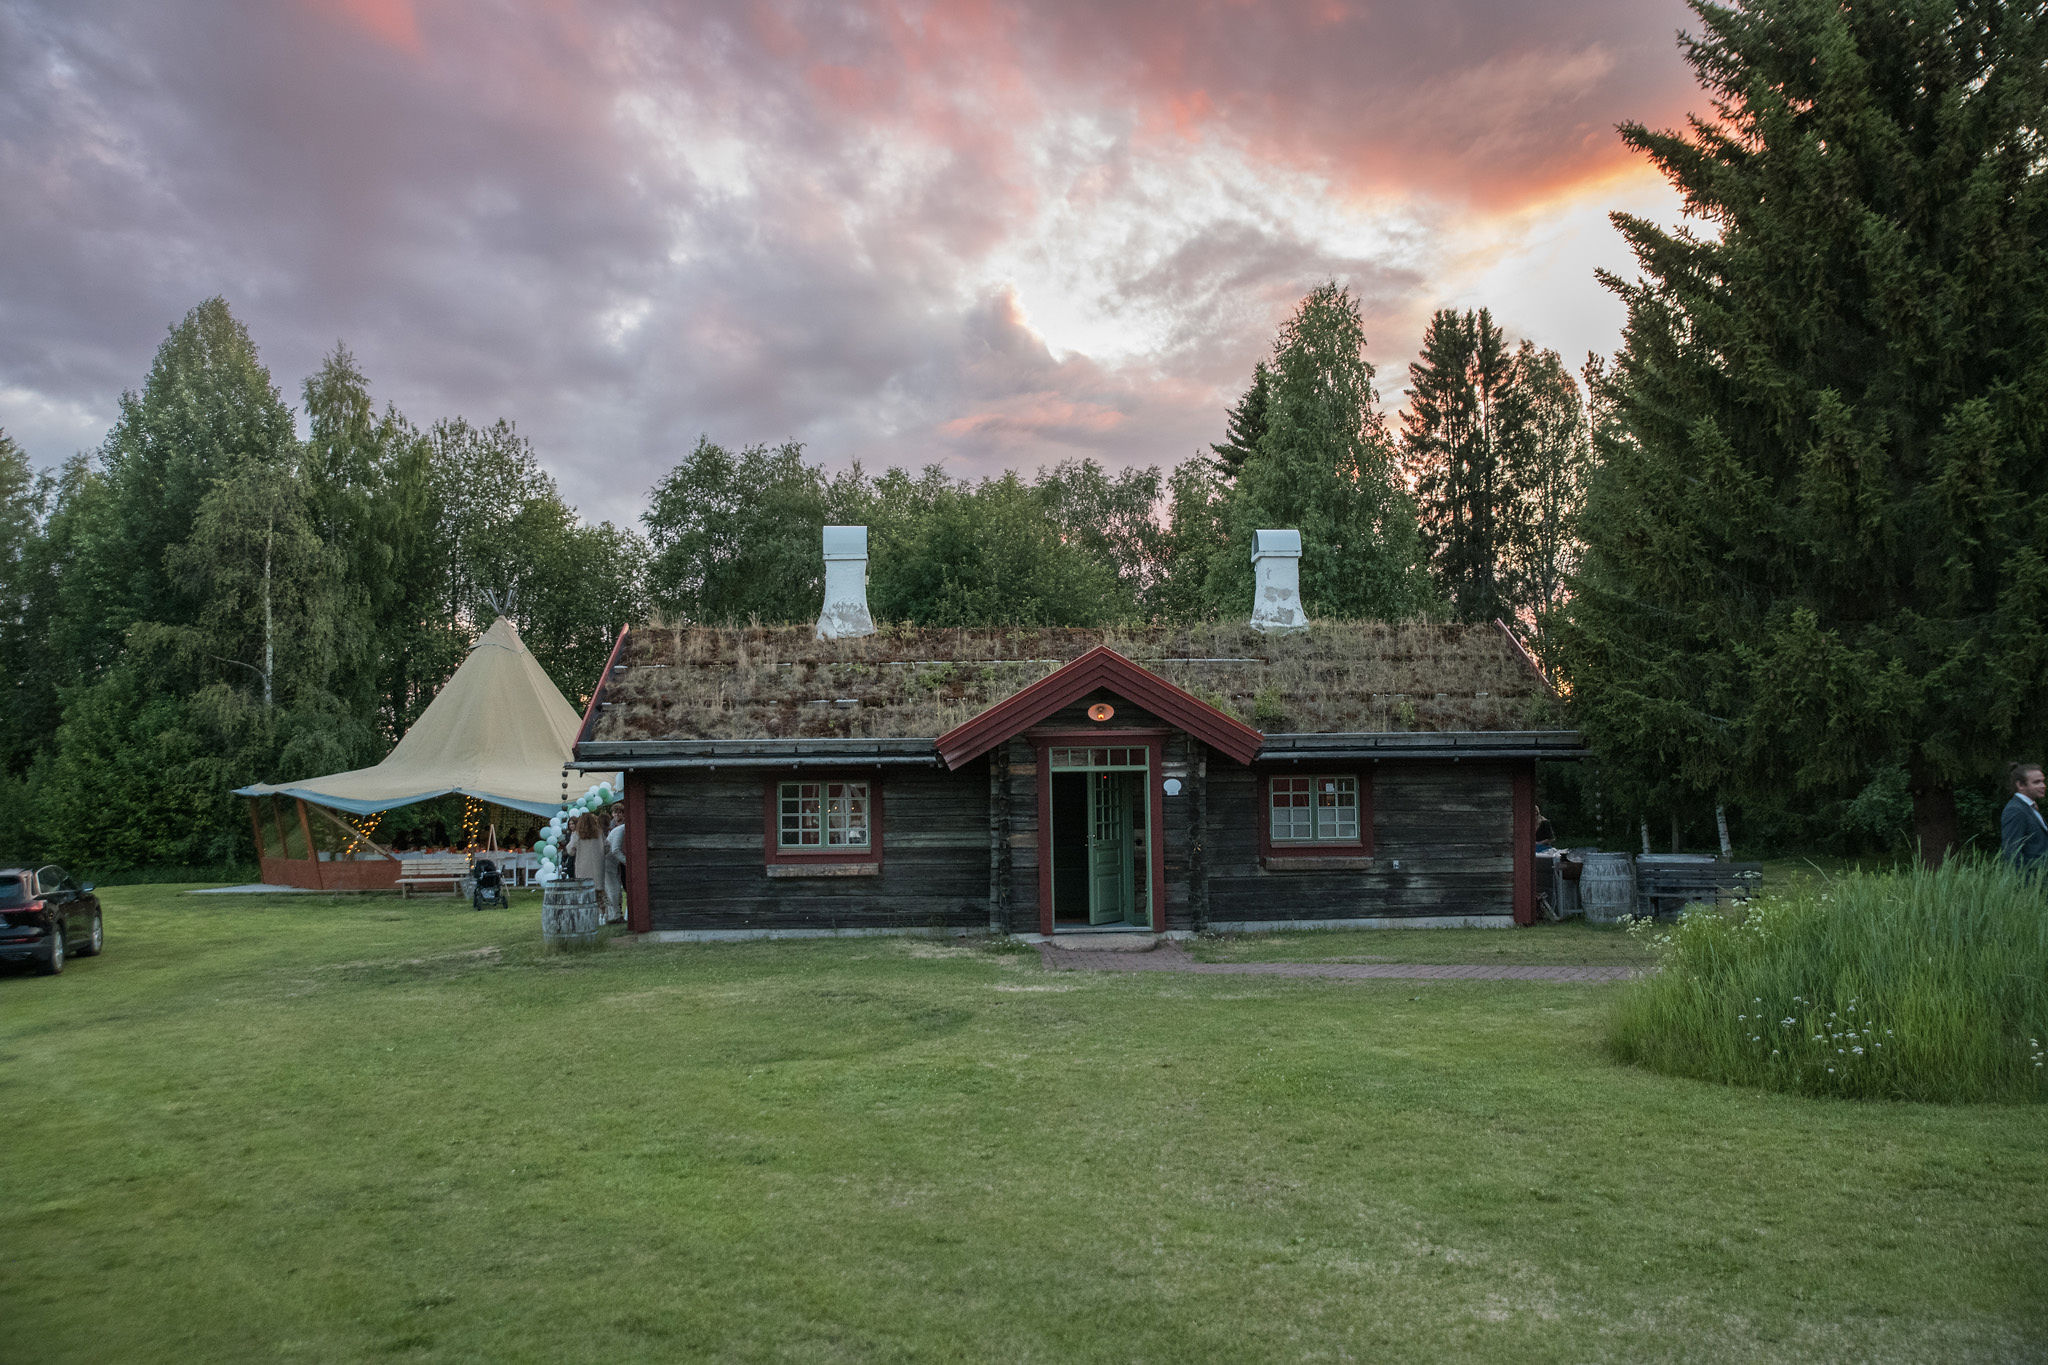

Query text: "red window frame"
[1028, 727, 1169, 937]
[1258, 770, 1373, 859]
[762, 776, 884, 867]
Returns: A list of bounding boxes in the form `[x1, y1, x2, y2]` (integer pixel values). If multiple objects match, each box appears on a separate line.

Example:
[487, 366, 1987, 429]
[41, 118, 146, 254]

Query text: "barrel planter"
[542, 879, 601, 951]
[1579, 852, 1636, 923]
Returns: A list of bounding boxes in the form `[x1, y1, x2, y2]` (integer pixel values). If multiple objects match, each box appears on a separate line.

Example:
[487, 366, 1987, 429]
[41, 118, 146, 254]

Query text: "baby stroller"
[470, 857, 507, 910]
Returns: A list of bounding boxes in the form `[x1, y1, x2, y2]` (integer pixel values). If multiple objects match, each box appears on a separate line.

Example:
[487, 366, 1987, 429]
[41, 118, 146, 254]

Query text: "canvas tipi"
[237, 618, 617, 888]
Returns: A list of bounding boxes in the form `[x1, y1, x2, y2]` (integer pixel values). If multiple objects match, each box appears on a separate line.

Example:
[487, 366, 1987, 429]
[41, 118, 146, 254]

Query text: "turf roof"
[589, 621, 1558, 743]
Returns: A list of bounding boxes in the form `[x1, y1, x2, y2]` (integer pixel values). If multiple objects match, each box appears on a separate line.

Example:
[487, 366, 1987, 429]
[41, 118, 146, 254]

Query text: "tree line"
[0, 303, 642, 871]
[642, 284, 1585, 639]
[0, 285, 1586, 873]
[3, 0, 2041, 872]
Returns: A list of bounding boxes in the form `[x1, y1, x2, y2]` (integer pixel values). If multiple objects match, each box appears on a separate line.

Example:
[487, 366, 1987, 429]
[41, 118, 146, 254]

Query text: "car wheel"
[38, 925, 64, 975]
[78, 912, 104, 957]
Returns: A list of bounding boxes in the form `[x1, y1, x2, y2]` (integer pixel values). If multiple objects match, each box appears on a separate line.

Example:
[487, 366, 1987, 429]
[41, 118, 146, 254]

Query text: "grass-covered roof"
[590, 621, 1557, 743]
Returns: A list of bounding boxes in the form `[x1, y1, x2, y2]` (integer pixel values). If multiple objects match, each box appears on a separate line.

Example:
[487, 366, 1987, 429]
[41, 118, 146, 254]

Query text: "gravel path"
[1038, 942, 1639, 982]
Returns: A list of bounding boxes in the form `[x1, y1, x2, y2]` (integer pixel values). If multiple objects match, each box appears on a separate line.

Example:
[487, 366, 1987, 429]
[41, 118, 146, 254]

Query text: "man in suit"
[2001, 761, 2048, 872]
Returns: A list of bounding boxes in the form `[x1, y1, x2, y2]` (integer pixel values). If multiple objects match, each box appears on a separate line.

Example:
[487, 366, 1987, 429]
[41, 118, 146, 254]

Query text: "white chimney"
[1250, 528, 1305, 632]
[815, 525, 875, 639]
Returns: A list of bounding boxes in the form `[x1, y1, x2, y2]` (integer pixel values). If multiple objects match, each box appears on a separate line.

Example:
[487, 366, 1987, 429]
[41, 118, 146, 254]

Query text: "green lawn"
[3, 888, 2043, 1363]
[1191, 920, 1654, 967]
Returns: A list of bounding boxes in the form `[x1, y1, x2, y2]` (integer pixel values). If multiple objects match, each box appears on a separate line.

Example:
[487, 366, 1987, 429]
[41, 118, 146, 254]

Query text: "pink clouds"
[311, 0, 422, 54]
[0, 0, 1700, 526]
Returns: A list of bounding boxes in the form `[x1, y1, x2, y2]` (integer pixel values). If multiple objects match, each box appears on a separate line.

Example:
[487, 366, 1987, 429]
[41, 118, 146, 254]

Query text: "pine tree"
[1403, 309, 1521, 622]
[1403, 312, 1590, 630]
[1555, 0, 2048, 862]
[1207, 283, 1435, 620]
[1211, 361, 1271, 480]
[87, 298, 300, 657]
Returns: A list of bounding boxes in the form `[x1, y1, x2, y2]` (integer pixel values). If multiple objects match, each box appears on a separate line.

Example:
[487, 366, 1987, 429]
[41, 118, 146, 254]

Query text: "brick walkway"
[1037, 942, 1638, 982]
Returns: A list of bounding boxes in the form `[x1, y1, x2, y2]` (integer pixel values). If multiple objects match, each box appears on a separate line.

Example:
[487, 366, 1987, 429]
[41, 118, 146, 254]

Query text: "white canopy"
[238, 617, 616, 818]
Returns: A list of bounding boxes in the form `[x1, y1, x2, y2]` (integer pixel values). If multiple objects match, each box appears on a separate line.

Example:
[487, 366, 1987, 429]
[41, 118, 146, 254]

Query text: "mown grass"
[2, 886, 2044, 1362]
[1191, 920, 1654, 967]
[1609, 858, 2048, 1104]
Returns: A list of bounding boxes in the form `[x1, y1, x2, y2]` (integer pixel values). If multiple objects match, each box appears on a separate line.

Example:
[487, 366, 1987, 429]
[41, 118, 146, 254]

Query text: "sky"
[0, 0, 1702, 527]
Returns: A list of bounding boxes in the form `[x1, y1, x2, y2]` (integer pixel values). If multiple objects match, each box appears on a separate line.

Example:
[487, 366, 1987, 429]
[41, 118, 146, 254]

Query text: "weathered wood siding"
[1208, 760, 1517, 922]
[1000, 737, 1037, 933]
[645, 764, 989, 931]
[989, 687, 1202, 933]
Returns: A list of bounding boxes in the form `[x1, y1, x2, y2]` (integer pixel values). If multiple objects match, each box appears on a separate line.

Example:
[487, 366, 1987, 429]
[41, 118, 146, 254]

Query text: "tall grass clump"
[1608, 857, 2048, 1103]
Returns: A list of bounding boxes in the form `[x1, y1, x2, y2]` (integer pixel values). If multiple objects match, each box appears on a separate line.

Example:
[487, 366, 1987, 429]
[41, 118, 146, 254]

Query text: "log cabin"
[573, 528, 1585, 940]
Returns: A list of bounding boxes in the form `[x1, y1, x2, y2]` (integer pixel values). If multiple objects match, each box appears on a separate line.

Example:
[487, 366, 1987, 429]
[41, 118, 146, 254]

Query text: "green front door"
[1086, 772, 1136, 925]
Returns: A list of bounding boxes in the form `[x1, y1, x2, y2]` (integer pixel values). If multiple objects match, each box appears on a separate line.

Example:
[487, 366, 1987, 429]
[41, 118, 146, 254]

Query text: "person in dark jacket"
[2000, 761, 2048, 872]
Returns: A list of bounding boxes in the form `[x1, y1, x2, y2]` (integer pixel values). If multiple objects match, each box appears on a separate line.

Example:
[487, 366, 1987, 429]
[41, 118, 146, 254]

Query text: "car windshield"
[0, 876, 29, 908]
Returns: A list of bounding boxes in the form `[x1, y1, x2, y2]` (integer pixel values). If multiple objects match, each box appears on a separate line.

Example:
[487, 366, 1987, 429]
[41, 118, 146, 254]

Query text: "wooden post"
[625, 771, 652, 933]
[1033, 741, 1054, 937]
[1512, 763, 1536, 926]
[987, 751, 1004, 934]
[295, 799, 321, 887]
[1192, 747, 1209, 932]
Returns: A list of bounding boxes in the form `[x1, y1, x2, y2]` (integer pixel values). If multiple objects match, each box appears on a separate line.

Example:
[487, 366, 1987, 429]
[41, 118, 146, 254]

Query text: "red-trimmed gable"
[935, 646, 1264, 770]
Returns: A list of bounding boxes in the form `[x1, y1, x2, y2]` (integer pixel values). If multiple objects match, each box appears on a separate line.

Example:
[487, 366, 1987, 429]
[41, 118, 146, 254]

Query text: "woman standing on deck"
[567, 811, 609, 919]
[603, 807, 627, 924]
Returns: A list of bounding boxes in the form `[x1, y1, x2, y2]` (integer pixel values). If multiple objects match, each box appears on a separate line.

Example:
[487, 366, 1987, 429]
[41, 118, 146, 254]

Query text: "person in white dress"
[567, 812, 609, 919]
[604, 807, 627, 924]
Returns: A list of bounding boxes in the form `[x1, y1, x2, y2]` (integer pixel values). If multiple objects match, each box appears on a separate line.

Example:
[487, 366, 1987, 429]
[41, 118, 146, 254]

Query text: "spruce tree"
[1555, 0, 2048, 861]
[1403, 311, 1589, 631]
[1403, 308, 1522, 623]
[1207, 283, 1435, 620]
[1211, 361, 1271, 480]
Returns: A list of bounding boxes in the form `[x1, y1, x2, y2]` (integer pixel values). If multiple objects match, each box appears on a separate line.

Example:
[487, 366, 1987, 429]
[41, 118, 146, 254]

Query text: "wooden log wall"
[1000, 737, 1038, 933]
[645, 763, 990, 932]
[1208, 760, 1518, 921]
[989, 690, 1205, 933]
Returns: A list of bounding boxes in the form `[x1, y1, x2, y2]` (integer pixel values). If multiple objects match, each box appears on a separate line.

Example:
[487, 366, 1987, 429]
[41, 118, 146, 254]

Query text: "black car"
[0, 866, 103, 975]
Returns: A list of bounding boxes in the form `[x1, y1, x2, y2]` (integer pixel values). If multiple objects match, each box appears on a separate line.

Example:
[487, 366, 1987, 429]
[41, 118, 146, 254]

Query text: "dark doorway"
[1048, 768, 1147, 929]
[1051, 772, 1089, 924]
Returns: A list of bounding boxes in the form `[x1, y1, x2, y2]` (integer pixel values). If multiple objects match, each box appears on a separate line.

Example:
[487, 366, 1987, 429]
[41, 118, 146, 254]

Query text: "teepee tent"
[234, 618, 614, 896]
[240, 616, 612, 817]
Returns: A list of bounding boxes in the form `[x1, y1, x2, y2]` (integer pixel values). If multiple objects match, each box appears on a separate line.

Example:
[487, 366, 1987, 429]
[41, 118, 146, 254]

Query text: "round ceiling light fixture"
[1086, 702, 1116, 722]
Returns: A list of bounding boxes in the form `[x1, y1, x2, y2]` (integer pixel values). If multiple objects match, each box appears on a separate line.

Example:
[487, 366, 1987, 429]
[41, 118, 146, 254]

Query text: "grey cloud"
[0, 0, 1695, 528]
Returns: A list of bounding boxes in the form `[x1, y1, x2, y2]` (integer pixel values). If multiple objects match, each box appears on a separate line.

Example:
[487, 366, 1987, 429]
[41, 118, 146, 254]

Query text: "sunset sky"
[2, 0, 1702, 525]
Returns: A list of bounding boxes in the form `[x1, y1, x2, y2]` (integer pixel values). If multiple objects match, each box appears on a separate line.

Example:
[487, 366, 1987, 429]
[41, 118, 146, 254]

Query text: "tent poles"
[304, 800, 401, 862]
[296, 800, 320, 884]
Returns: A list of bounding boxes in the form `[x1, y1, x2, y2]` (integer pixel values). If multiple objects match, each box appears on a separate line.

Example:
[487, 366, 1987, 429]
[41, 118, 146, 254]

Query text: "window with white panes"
[1269, 775, 1360, 844]
[778, 781, 871, 850]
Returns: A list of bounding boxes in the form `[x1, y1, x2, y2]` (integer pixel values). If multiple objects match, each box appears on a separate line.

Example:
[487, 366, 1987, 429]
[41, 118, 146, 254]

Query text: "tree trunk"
[262, 514, 275, 710]
[1715, 803, 1733, 858]
[1640, 816, 1651, 856]
[1907, 755, 1960, 867]
[1669, 811, 1681, 854]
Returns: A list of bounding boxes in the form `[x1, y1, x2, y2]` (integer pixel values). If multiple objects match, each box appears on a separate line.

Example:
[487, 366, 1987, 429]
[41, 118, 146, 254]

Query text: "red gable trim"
[935, 645, 1263, 770]
[574, 625, 631, 751]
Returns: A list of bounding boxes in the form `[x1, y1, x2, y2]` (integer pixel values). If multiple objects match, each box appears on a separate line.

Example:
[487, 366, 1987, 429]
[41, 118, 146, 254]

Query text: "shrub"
[1608, 858, 2048, 1103]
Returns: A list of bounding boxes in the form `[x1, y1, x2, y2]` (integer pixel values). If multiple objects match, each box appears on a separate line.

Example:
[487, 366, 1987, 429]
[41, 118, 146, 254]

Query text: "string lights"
[460, 796, 486, 849]
[343, 812, 382, 854]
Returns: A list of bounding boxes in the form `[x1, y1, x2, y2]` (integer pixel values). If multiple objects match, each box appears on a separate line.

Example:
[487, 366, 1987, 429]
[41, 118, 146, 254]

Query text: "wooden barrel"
[542, 879, 601, 951]
[1579, 853, 1636, 923]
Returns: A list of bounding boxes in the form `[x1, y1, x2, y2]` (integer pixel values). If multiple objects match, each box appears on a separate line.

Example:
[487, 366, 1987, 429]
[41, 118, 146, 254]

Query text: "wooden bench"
[1635, 857, 1763, 918]
[398, 853, 471, 899]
